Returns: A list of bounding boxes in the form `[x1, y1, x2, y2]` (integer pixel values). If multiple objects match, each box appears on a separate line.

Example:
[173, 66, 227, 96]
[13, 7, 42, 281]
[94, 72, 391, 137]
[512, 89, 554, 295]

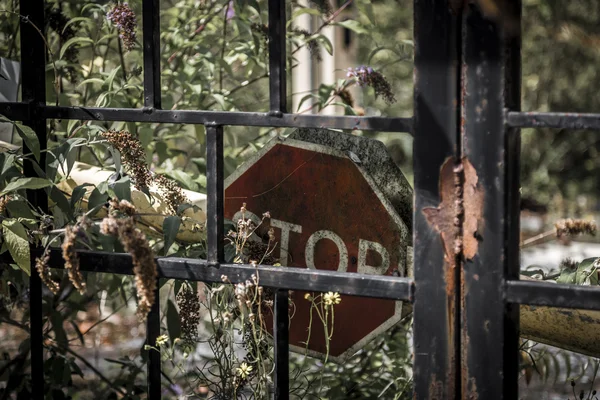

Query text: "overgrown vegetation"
[1, 0, 600, 398]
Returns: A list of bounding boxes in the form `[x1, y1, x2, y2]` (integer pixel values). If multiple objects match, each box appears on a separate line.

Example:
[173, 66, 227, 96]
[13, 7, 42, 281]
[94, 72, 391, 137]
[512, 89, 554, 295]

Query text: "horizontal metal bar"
[0, 102, 30, 120]
[506, 280, 600, 311]
[0, 103, 413, 133]
[25, 249, 415, 301]
[507, 111, 600, 130]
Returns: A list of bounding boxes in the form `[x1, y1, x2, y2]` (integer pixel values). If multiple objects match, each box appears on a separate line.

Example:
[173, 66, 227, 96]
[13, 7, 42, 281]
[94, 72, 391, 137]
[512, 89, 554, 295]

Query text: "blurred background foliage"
[0, 0, 599, 398]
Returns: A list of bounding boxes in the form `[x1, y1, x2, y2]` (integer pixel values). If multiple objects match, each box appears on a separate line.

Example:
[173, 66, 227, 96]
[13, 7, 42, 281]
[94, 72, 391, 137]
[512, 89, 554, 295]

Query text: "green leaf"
[211, 93, 227, 110]
[334, 20, 368, 35]
[2, 219, 30, 275]
[139, 127, 154, 149]
[77, 78, 105, 88]
[0, 178, 52, 196]
[13, 123, 40, 162]
[105, 66, 122, 91]
[357, 1, 376, 25]
[164, 170, 197, 191]
[557, 257, 600, 285]
[166, 300, 181, 345]
[315, 34, 333, 56]
[70, 183, 94, 209]
[163, 216, 181, 255]
[0, 153, 15, 180]
[60, 37, 94, 60]
[574, 257, 599, 285]
[88, 187, 109, 216]
[62, 16, 94, 35]
[49, 187, 72, 218]
[109, 176, 131, 202]
[290, 7, 323, 21]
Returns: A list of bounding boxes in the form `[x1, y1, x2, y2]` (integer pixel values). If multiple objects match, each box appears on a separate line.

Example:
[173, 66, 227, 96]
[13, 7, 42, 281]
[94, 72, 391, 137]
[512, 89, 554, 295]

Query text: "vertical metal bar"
[412, 1, 461, 398]
[273, 289, 289, 399]
[146, 284, 161, 400]
[504, 0, 522, 397]
[268, 0, 287, 113]
[142, 1, 162, 397]
[142, 0, 161, 108]
[461, 4, 519, 398]
[20, 2, 47, 399]
[206, 124, 224, 264]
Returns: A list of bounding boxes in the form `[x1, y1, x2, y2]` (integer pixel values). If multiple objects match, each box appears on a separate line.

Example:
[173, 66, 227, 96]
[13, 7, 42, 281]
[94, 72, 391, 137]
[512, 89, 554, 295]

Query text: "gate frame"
[3, 0, 600, 398]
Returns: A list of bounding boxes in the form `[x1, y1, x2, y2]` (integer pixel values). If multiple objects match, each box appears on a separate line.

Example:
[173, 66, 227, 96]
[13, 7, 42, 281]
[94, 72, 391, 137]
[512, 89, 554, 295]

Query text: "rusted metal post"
[460, 3, 520, 398]
[412, 1, 462, 398]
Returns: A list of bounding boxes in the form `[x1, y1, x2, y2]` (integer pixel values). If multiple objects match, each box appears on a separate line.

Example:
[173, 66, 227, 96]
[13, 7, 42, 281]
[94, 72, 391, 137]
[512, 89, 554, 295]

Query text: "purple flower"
[346, 66, 396, 104]
[225, 1, 235, 20]
[162, 383, 184, 397]
[106, 3, 137, 51]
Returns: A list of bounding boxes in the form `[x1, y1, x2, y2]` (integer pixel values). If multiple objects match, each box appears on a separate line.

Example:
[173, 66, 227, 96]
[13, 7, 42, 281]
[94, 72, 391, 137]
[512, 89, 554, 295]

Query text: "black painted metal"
[507, 111, 600, 130]
[273, 290, 290, 400]
[268, 0, 287, 113]
[11, 250, 414, 301]
[412, 1, 460, 398]
[461, 5, 519, 398]
[142, 0, 161, 108]
[504, 2, 522, 399]
[8, 1, 600, 399]
[10, 104, 411, 133]
[147, 283, 161, 400]
[206, 125, 224, 265]
[142, 3, 162, 396]
[506, 280, 600, 310]
[19, 1, 47, 399]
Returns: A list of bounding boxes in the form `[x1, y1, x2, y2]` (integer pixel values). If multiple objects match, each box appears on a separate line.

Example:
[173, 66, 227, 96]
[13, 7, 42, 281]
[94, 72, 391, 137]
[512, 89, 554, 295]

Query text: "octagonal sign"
[224, 136, 410, 362]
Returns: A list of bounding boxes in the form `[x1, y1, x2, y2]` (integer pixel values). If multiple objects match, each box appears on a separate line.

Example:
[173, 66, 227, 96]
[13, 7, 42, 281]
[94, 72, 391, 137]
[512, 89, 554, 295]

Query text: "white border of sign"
[225, 136, 410, 363]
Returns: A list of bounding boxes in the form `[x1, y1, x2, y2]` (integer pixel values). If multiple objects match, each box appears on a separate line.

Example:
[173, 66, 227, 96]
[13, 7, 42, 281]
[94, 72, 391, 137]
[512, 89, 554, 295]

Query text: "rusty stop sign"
[224, 132, 411, 361]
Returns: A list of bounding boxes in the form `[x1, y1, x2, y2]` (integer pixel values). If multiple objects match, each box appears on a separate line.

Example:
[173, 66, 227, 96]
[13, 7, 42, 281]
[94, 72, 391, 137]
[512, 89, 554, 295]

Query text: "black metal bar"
[268, 0, 287, 113]
[142, 0, 161, 108]
[504, 1, 522, 399]
[506, 280, 600, 311]
[412, 1, 460, 398]
[206, 124, 224, 264]
[146, 282, 161, 400]
[0, 102, 29, 120]
[506, 111, 600, 130]
[461, 4, 518, 398]
[16, 250, 415, 301]
[19, 1, 48, 399]
[0, 104, 411, 133]
[273, 289, 289, 399]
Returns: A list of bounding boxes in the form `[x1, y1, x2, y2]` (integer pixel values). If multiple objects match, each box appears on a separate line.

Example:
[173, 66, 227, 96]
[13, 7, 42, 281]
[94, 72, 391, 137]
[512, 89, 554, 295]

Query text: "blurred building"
[291, 0, 358, 115]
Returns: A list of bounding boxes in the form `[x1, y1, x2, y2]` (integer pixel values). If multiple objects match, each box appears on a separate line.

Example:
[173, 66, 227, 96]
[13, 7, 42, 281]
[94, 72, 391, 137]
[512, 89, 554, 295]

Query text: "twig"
[520, 229, 555, 248]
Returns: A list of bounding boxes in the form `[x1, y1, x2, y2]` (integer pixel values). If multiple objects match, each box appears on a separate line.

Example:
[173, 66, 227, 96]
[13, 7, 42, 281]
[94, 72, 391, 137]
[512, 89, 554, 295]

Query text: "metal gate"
[2, 0, 600, 398]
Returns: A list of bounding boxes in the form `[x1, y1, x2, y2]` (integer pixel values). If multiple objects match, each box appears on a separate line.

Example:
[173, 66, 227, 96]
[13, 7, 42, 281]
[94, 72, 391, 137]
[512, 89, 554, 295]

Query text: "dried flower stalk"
[62, 225, 86, 294]
[176, 284, 201, 341]
[36, 248, 60, 294]
[555, 218, 597, 237]
[101, 129, 189, 213]
[101, 199, 158, 320]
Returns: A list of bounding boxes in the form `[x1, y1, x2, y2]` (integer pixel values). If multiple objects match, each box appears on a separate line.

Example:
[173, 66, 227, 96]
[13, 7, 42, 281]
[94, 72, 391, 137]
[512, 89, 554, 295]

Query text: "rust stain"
[466, 377, 479, 400]
[462, 158, 484, 260]
[422, 158, 460, 262]
[423, 156, 484, 400]
[428, 375, 444, 400]
[423, 157, 484, 262]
